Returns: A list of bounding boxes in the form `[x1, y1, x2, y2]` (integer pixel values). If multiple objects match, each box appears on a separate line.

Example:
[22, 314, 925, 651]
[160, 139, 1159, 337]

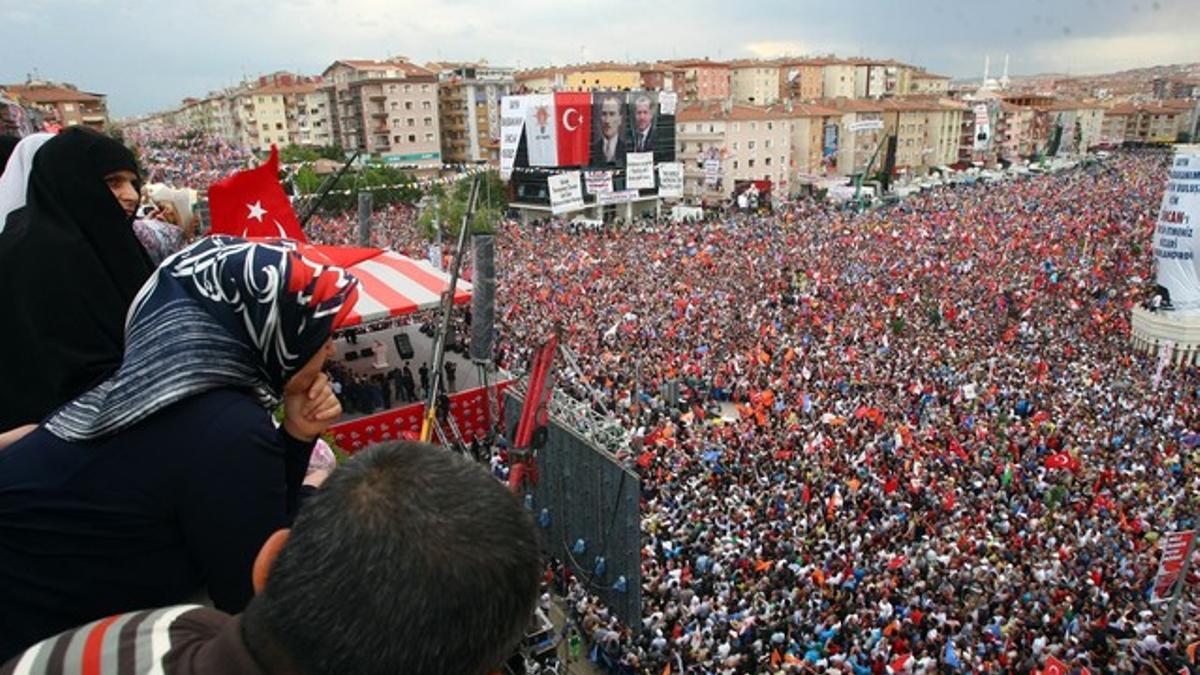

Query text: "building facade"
[2, 82, 109, 131]
[676, 102, 792, 201]
[729, 61, 783, 105]
[437, 63, 514, 165]
[665, 60, 731, 101]
[322, 59, 442, 169]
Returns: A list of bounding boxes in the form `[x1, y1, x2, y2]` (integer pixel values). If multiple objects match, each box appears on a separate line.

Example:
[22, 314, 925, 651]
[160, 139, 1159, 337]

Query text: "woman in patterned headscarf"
[0, 236, 359, 661]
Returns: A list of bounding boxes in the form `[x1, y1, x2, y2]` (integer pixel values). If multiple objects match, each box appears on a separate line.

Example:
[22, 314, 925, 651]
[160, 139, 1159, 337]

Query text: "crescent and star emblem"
[562, 108, 581, 131]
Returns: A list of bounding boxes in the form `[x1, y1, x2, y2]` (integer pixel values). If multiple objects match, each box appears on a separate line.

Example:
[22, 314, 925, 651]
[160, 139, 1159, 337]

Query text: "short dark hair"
[252, 442, 542, 675]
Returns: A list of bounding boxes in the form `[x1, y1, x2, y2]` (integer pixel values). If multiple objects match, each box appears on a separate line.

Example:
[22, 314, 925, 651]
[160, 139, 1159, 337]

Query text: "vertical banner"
[627, 92, 658, 154]
[1151, 530, 1195, 602]
[591, 92, 628, 168]
[547, 172, 584, 215]
[524, 94, 558, 166]
[657, 162, 683, 198]
[584, 170, 614, 195]
[972, 103, 991, 152]
[1155, 146, 1200, 312]
[626, 151, 655, 189]
[499, 95, 526, 180]
[555, 91, 592, 166]
[704, 156, 722, 186]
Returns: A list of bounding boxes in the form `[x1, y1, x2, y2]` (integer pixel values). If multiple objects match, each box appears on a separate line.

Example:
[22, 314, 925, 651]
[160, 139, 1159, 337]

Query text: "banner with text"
[499, 96, 526, 180]
[597, 189, 639, 206]
[1151, 529, 1195, 602]
[1155, 147, 1200, 312]
[626, 151, 655, 189]
[657, 162, 683, 198]
[584, 170, 614, 195]
[548, 172, 585, 215]
[849, 119, 884, 133]
[524, 94, 558, 167]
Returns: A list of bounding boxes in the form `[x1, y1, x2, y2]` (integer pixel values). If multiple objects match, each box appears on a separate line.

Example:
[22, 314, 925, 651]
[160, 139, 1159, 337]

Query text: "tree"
[417, 173, 502, 238]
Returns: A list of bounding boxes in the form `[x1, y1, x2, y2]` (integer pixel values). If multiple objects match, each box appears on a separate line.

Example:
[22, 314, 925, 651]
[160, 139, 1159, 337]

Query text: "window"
[422, 85, 430, 93]
[750, 122, 756, 130]
[408, 134, 416, 143]
[748, 141, 756, 150]
[733, 123, 739, 132]
[261, 123, 269, 130]
[765, 157, 772, 166]
[407, 118, 415, 127]
[732, 142, 738, 150]
[405, 101, 413, 110]
[423, 101, 432, 110]
[404, 85, 412, 93]
[391, 101, 398, 109]
[748, 158, 755, 168]
[424, 117, 432, 126]
[765, 139, 772, 149]
[767, 122, 773, 130]
[733, 160, 738, 169]
[257, 97, 264, 104]
[272, 96, 279, 103]
[394, 135, 402, 143]
[425, 133, 434, 142]
[64, 103, 75, 112]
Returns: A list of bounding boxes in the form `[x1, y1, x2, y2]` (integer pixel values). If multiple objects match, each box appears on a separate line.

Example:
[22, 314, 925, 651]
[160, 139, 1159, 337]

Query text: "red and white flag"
[555, 92, 591, 166]
[208, 146, 305, 241]
[523, 94, 558, 167]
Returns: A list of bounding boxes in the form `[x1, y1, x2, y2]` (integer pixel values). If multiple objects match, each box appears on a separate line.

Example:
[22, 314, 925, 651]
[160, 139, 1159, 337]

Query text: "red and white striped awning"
[341, 250, 471, 326]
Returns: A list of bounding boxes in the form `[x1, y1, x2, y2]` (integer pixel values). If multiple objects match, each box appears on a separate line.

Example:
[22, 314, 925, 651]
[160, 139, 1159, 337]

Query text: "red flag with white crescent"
[555, 92, 591, 166]
[208, 145, 305, 241]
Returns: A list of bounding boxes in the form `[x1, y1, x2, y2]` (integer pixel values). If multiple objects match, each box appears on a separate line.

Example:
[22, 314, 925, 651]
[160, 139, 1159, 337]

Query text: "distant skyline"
[1, 0, 1195, 117]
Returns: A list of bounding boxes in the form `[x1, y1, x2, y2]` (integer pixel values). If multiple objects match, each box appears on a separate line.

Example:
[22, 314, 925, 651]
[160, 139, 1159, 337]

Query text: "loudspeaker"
[359, 348, 373, 359]
[469, 234, 496, 362]
[393, 333, 415, 360]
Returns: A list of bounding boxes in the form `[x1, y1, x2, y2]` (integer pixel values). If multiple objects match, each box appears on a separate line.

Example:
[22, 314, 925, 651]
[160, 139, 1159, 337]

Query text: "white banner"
[597, 189, 639, 206]
[704, 158, 722, 186]
[659, 91, 678, 116]
[848, 119, 883, 133]
[548, 172, 584, 215]
[1155, 146, 1200, 312]
[524, 94, 558, 167]
[657, 162, 683, 198]
[584, 170, 614, 195]
[972, 104, 991, 152]
[1151, 530, 1195, 602]
[626, 152, 655, 189]
[499, 96, 526, 181]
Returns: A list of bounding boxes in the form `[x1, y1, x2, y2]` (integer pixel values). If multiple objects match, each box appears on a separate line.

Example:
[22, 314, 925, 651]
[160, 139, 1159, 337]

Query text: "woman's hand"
[0, 424, 37, 451]
[282, 372, 342, 442]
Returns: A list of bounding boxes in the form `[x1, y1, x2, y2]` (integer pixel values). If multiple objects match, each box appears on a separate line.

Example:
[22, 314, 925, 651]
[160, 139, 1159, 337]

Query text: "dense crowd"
[490, 152, 1200, 673]
[122, 125, 256, 191]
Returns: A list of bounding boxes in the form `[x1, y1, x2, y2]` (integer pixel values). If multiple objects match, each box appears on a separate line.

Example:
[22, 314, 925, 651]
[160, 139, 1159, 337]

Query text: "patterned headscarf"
[46, 236, 359, 441]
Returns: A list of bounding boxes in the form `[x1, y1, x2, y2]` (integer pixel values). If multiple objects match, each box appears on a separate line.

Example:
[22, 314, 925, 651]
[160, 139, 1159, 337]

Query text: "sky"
[1, 0, 1195, 117]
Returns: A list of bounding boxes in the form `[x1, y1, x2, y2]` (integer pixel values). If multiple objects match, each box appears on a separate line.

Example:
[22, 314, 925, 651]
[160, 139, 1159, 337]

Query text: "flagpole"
[296, 151, 361, 230]
[420, 175, 482, 444]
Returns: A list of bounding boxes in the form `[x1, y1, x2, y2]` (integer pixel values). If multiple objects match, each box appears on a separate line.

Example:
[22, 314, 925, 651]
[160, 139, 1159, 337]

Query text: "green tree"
[417, 174, 501, 237]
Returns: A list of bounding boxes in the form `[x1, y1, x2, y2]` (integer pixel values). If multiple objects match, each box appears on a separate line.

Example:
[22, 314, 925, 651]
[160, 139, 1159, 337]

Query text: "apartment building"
[2, 82, 108, 131]
[228, 86, 292, 152]
[1036, 100, 1106, 153]
[779, 61, 824, 102]
[436, 63, 514, 165]
[729, 60, 782, 105]
[820, 61, 857, 99]
[821, 98, 964, 177]
[675, 102, 792, 200]
[322, 58, 442, 169]
[513, 63, 641, 93]
[908, 71, 950, 95]
[664, 59, 730, 101]
[639, 63, 686, 93]
[787, 102, 842, 178]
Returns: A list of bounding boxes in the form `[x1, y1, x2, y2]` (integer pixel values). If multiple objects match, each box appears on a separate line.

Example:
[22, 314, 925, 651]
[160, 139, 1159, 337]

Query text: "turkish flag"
[208, 145, 306, 241]
[555, 92, 591, 166]
[1045, 452, 1075, 471]
[1043, 656, 1068, 675]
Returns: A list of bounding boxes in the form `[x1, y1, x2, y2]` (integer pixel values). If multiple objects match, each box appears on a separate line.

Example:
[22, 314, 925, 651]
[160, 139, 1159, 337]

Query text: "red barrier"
[329, 381, 513, 452]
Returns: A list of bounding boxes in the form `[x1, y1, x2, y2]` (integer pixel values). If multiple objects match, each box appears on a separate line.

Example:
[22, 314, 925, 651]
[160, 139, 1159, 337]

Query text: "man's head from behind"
[249, 441, 542, 675]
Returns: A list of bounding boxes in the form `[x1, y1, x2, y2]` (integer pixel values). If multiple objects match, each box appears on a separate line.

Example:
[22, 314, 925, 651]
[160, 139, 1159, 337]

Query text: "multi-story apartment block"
[514, 63, 642, 93]
[786, 102, 842, 178]
[675, 102, 792, 201]
[729, 60, 783, 105]
[779, 61, 824, 102]
[292, 85, 333, 147]
[908, 71, 951, 95]
[819, 61, 858, 99]
[436, 63, 514, 165]
[2, 82, 109, 131]
[639, 63, 686, 93]
[663, 60, 730, 101]
[822, 98, 964, 176]
[322, 58, 442, 169]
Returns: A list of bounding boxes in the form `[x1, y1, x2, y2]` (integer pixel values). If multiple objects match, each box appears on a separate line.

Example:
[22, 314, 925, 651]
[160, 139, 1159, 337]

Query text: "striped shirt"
[0, 606, 264, 675]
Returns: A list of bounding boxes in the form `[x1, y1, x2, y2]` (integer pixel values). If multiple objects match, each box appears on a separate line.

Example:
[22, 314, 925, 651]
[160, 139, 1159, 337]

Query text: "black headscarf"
[0, 135, 18, 170]
[0, 127, 155, 429]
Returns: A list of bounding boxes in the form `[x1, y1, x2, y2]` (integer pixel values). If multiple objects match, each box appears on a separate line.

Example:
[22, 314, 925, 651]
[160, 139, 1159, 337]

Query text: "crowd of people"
[123, 125, 256, 192]
[489, 151, 1200, 673]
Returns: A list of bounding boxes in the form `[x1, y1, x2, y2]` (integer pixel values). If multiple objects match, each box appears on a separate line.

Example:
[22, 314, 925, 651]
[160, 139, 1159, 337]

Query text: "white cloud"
[1026, 29, 1197, 75]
